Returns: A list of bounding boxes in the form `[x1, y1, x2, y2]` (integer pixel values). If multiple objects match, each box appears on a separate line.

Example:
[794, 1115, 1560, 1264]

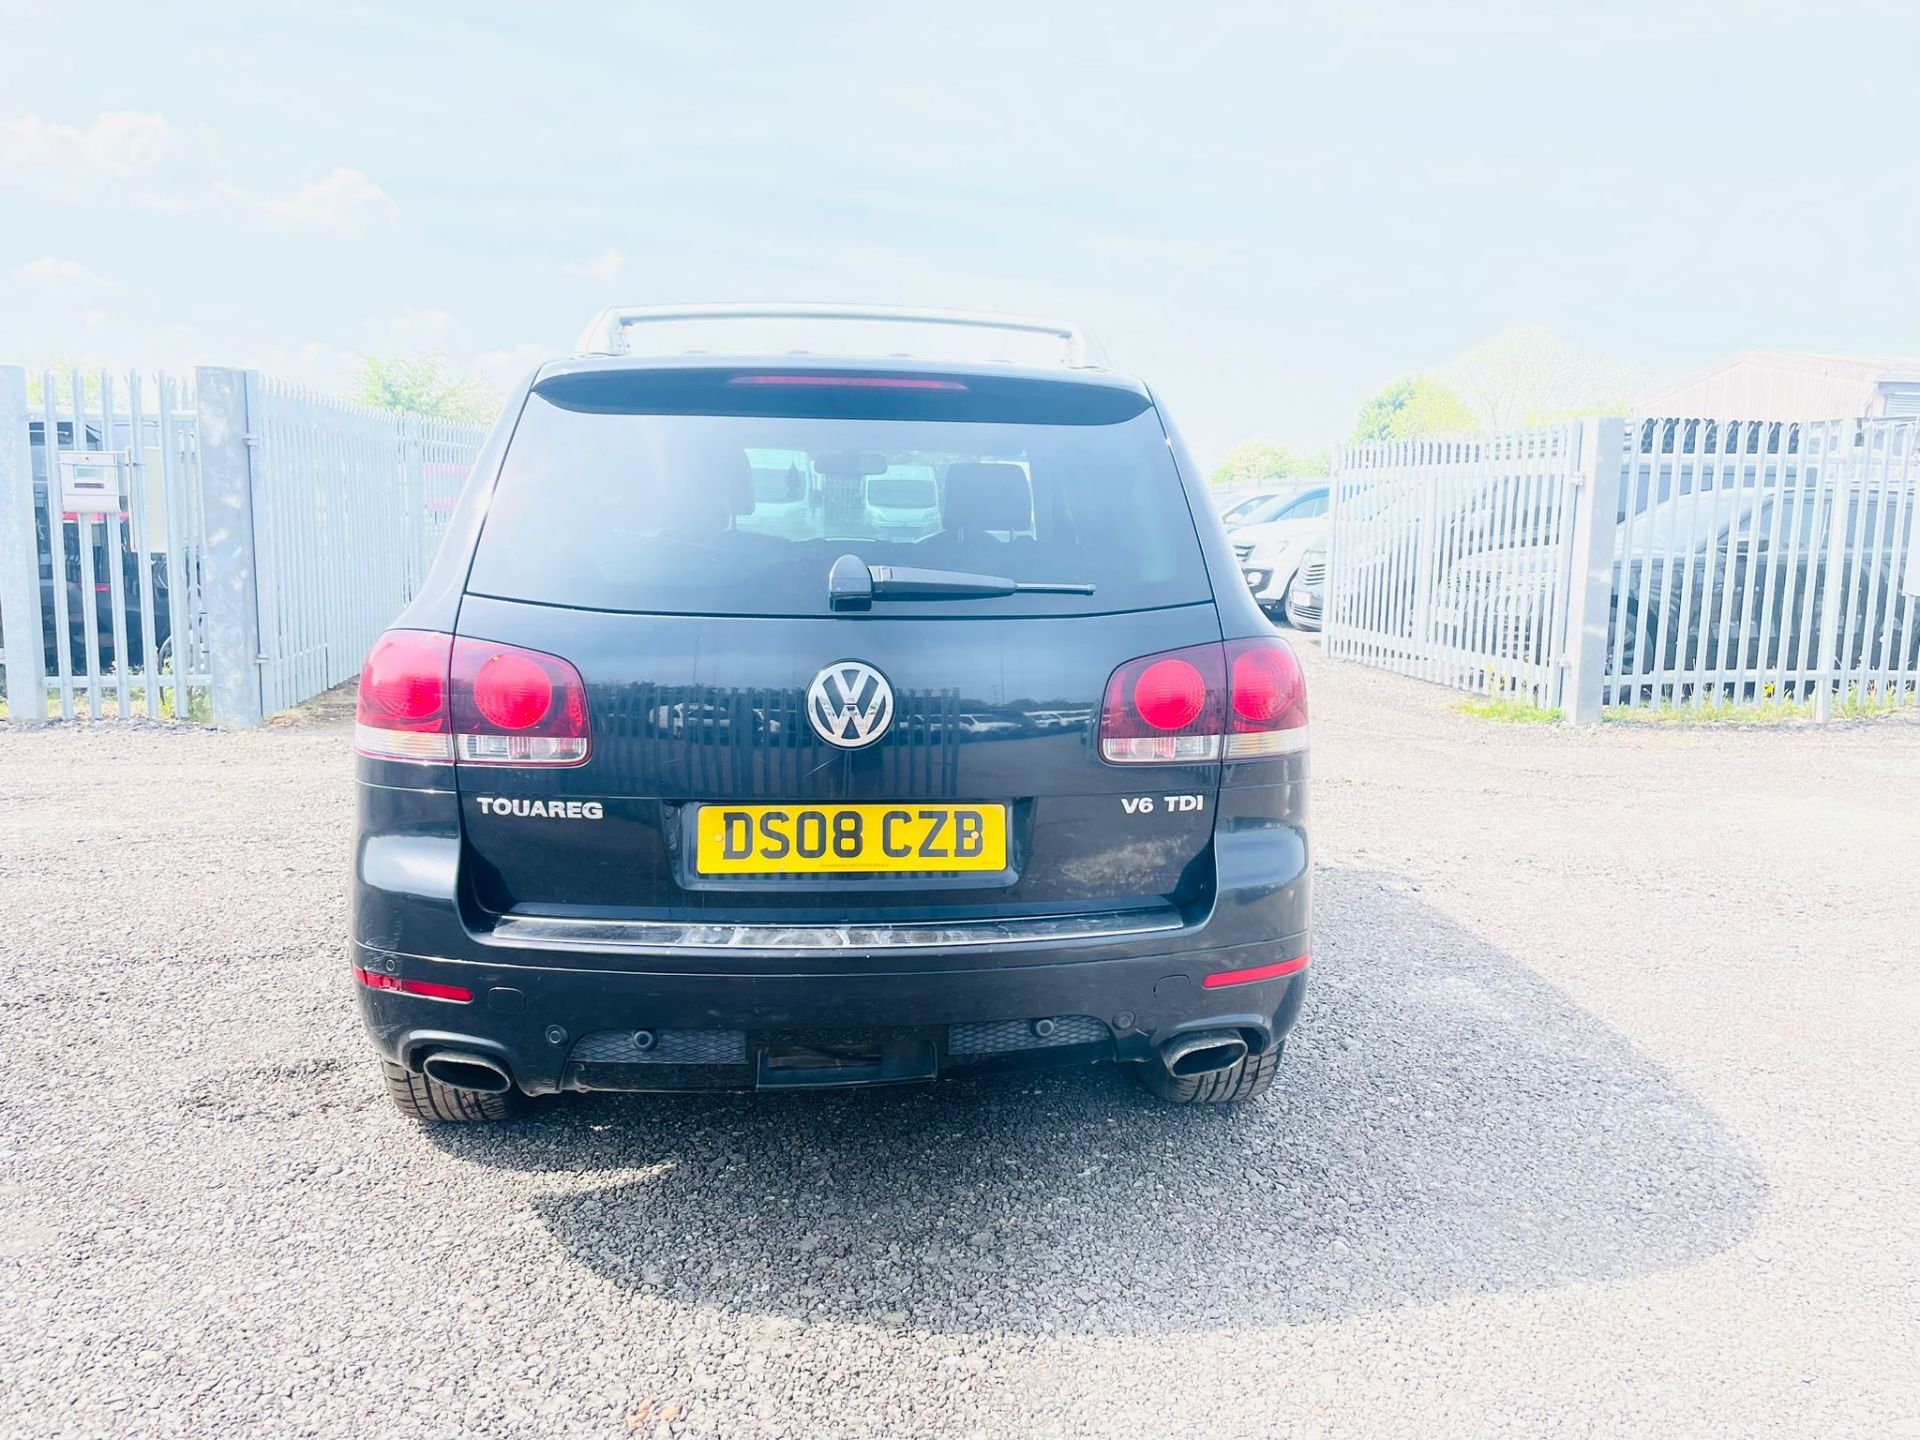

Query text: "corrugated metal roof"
[1645, 349, 1920, 420]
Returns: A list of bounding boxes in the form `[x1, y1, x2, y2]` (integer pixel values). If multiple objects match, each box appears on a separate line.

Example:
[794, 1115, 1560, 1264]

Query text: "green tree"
[23, 361, 103, 411]
[351, 356, 497, 423]
[1210, 442, 1329, 488]
[1349, 375, 1476, 444]
[1441, 326, 1646, 429]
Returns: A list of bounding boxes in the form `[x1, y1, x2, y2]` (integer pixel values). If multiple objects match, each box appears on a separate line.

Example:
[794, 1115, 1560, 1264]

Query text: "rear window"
[466, 369, 1212, 617]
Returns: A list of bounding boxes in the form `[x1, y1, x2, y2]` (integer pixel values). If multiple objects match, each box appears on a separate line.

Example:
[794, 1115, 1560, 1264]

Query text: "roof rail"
[573, 303, 1101, 368]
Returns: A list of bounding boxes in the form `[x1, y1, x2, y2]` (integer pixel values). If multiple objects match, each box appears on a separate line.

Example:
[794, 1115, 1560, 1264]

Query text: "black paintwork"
[351, 352, 1311, 1094]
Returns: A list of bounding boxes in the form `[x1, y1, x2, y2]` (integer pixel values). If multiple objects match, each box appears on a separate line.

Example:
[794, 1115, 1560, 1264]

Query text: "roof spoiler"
[572, 303, 1102, 369]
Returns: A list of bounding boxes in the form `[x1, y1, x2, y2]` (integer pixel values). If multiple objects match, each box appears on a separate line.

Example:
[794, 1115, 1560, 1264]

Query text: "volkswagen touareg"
[350, 304, 1311, 1121]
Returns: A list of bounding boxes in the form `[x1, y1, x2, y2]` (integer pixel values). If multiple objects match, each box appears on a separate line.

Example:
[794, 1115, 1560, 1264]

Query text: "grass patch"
[1607, 691, 1909, 726]
[0, 683, 213, 724]
[1453, 696, 1564, 724]
[1453, 687, 1912, 727]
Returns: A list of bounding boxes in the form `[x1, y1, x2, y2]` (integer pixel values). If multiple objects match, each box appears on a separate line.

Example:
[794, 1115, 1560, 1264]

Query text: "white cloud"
[210, 166, 399, 236]
[256, 340, 362, 394]
[362, 306, 459, 353]
[8, 257, 120, 298]
[0, 110, 175, 178]
[2, 113, 395, 238]
[560, 247, 625, 283]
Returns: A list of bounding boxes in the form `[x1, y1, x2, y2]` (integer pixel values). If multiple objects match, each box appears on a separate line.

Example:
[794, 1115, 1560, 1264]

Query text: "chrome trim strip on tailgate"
[488, 907, 1184, 953]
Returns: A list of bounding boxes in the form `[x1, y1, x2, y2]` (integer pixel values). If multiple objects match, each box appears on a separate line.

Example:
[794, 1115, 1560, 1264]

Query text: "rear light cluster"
[1098, 637, 1307, 765]
[356, 630, 590, 766]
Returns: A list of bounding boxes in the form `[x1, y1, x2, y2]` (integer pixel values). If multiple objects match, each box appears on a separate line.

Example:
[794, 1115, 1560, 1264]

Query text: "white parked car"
[1230, 484, 1330, 621]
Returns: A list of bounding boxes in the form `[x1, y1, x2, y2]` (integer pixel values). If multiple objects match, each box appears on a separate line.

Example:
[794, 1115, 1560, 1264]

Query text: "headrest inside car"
[646, 447, 754, 532]
[715, 447, 753, 518]
[941, 462, 1033, 537]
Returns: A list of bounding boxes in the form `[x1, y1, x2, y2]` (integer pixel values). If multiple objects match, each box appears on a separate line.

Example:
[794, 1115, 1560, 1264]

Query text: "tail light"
[356, 630, 453, 762]
[355, 630, 590, 766]
[450, 638, 590, 765]
[1098, 637, 1306, 765]
[1223, 637, 1309, 758]
[1098, 643, 1227, 763]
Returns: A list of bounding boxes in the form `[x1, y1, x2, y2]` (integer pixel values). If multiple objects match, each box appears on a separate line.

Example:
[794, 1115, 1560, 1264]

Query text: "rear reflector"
[1201, 954, 1310, 989]
[352, 967, 473, 1003]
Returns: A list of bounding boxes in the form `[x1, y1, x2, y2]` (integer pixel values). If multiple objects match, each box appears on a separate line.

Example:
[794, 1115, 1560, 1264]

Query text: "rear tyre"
[1134, 1044, 1282, 1105]
[379, 1057, 518, 1123]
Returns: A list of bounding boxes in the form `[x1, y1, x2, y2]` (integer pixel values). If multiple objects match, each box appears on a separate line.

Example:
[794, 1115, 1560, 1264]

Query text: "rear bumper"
[352, 759, 1312, 1095]
[353, 934, 1310, 1094]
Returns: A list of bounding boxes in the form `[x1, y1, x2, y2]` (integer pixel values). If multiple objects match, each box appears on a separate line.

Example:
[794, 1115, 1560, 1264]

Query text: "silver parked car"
[1284, 544, 1326, 631]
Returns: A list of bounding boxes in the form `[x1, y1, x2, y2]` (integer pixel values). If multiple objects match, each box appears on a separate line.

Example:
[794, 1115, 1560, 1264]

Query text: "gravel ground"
[2, 645, 1917, 1439]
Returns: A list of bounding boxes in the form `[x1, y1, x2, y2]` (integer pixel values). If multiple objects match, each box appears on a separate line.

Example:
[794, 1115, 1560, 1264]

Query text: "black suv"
[351, 307, 1311, 1121]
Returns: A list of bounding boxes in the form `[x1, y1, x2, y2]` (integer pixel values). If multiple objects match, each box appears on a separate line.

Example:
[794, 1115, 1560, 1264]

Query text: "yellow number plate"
[694, 804, 1008, 875]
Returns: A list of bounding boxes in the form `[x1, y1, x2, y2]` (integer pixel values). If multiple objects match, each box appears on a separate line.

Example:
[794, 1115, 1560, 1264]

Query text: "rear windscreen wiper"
[828, 553, 1094, 609]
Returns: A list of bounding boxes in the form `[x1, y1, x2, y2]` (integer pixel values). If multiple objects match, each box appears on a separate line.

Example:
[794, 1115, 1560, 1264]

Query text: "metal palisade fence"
[1325, 414, 1920, 721]
[0, 366, 208, 722]
[0, 364, 486, 726]
[234, 373, 483, 718]
[1323, 423, 1585, 706]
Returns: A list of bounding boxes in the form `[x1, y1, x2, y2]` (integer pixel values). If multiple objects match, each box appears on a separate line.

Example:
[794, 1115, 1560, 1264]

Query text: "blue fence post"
[0, 366, 49, 723]
[196, 366, 265, 727]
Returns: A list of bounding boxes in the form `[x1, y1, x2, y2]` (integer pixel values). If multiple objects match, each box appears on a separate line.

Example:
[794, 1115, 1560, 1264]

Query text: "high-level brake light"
[725, 374, 969, 391]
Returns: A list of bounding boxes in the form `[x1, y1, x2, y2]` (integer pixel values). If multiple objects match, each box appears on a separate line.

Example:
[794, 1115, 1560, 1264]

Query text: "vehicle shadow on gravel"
[427, 868, 1767, 1336]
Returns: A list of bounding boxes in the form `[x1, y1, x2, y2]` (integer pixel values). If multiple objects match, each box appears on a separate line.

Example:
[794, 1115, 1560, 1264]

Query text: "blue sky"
[2, 0, 1915, 463]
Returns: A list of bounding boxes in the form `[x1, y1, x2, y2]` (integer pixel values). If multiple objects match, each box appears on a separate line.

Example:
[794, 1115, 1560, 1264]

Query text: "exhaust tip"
[421, 1050, 513, 1095]
[1161, 1030, 1249, 1079]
